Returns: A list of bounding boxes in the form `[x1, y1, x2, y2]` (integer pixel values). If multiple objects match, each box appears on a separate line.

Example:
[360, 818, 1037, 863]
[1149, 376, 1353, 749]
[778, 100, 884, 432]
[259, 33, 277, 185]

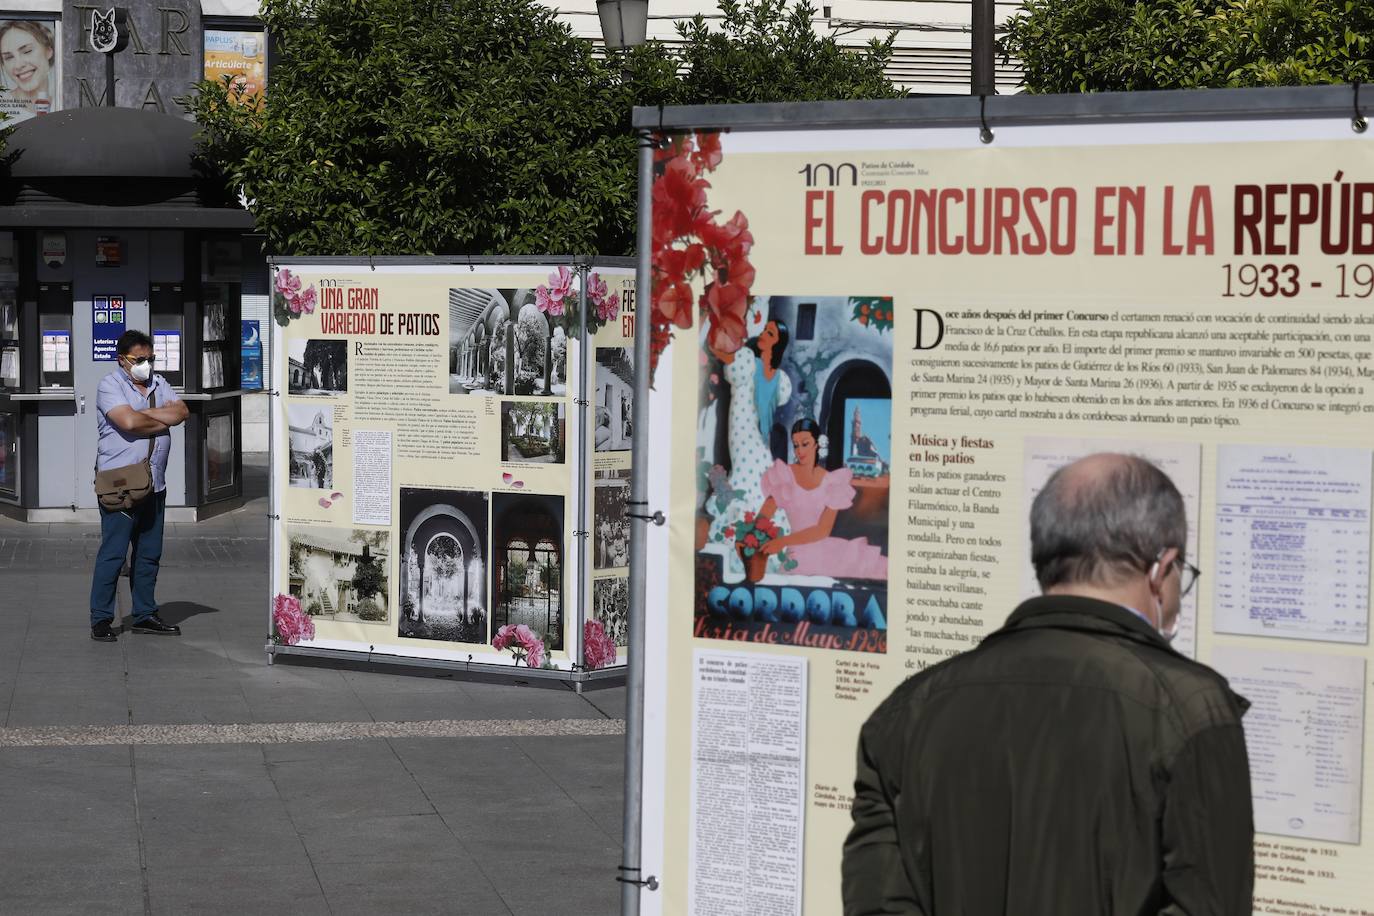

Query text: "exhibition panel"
[631, 86, 1374, 915]
[266, 258, 634, 680]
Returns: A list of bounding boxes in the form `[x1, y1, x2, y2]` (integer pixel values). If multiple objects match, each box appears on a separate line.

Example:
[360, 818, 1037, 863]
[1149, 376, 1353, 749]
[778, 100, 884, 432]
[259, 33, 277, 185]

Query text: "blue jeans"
[89, 491, 166, 626]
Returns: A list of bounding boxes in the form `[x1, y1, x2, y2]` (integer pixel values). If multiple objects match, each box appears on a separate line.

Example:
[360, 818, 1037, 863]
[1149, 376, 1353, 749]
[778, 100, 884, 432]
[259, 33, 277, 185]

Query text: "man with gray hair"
[843, 453, 1253, 915]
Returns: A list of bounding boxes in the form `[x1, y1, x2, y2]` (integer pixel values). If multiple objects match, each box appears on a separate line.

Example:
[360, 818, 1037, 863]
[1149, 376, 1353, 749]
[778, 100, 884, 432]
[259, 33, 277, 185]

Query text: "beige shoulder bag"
[94, 392, 157, 511]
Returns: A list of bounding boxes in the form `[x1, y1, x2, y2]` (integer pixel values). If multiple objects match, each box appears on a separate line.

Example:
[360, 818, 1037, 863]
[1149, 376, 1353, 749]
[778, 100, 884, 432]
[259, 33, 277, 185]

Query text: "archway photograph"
[449, 288, 567, 397]
[398, 487, 490, 644]
[287, 338, 349, 396]
[492, 492, 565, 651]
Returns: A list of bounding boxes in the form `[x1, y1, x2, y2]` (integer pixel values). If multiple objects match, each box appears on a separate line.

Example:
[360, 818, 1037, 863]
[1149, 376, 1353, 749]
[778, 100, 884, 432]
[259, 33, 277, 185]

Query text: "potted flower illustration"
[726, 512, 797, 583]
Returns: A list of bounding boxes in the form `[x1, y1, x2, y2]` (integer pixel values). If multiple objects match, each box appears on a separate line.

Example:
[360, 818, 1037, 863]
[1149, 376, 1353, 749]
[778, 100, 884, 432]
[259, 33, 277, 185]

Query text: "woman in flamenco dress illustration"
[756, 418, 887, 580]
[705, 318, 792, 569]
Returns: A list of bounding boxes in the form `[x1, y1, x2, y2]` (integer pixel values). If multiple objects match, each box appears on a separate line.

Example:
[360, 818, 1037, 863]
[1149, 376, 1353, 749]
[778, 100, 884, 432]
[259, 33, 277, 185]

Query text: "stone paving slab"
[0, 453, 629, 915]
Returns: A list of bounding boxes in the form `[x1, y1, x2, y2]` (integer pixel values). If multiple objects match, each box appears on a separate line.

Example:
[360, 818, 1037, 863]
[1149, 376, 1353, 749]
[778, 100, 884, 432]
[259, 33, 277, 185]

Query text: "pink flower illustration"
[297, 286, 317, 314]
[583, 620, 617, 670]
[492, 623, 546, 667]
[272, 594, 315, 646]
[596, 292, 620, 323]
[535, 266, 574, 317]
[274, 269, 301, 297]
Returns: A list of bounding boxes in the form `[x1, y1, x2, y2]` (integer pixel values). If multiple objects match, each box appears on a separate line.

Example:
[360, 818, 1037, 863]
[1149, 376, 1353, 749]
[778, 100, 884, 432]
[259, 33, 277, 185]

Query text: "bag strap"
[145, 389, 157, 461]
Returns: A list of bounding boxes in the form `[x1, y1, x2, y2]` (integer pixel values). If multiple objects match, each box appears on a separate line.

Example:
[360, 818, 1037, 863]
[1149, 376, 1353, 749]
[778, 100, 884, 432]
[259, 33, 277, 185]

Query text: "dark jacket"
[843, 595, 1253, 916]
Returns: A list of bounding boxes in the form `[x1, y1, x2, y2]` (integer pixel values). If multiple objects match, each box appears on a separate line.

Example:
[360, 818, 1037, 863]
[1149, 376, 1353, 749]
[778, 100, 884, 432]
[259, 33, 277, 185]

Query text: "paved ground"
[0, 455, 626, 916]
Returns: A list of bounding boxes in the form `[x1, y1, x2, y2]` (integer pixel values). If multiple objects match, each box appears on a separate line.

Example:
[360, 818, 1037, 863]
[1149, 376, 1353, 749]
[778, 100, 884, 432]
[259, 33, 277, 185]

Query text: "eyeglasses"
[123, 355, 156, 366]
[1156, 550, 1201, 597]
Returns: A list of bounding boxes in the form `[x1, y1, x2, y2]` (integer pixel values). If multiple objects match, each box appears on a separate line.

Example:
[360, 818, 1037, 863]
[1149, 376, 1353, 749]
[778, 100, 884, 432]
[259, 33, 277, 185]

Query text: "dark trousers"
[89, 491, 166, 626]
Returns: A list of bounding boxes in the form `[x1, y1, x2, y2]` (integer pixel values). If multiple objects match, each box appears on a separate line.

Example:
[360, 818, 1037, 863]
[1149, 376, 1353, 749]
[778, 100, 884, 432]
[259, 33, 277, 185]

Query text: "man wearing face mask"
[89, 330, 189, 642]
[843, 453, 1254, 916]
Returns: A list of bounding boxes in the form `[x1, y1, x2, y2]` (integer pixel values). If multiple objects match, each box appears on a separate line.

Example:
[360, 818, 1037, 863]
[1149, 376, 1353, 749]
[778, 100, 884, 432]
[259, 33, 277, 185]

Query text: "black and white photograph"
[594, 347, 634, 451]
[287, 404, 333, 489]
[592, 576, 629, 648]
[594, 468, 630, 569]
[492, 492, 564, 651]
[288, 339, 349, 396]
[0, 293, 16, 339]
[288, 528, 391, 624]
[201, 348, 225, 388]
[449, 287, 568, 397]
[203, 298, 227, 342]
[398, 487, 489, 644]
[501, 401, 566, 464]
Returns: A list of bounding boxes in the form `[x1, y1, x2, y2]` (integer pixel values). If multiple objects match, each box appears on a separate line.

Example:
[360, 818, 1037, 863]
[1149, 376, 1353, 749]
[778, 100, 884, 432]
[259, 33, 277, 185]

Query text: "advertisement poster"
[0, 18, 59, 124]
[91, 295, 124, 361]
[241, 320, 262, 390]
[270, 261, 633, 675]
[641, 116, 1374, 915]
[203, 29, 266, 109]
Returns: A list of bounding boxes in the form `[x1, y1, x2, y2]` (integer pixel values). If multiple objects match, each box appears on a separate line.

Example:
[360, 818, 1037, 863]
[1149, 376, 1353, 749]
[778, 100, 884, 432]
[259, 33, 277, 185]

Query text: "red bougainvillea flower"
[655, 280, 696, 329]
[692, 131, 723, 172]
[743, 511, 755, 522]
[653, 156, 711, 249]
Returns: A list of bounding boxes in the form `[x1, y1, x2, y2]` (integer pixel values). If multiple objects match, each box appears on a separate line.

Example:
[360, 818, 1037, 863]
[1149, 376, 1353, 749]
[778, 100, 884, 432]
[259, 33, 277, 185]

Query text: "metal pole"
[105, 52, 115, 106]
[971, 0, 995, 97]
[620, 132, 653, 916]
[575, 264, 591, 681]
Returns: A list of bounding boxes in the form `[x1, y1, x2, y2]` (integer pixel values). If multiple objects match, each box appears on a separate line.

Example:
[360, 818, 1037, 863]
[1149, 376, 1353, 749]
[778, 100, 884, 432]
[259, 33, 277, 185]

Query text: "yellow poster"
[268, 261, 633, 676]
[203, 29, 265, 109]
[641, 117, 1374, 915]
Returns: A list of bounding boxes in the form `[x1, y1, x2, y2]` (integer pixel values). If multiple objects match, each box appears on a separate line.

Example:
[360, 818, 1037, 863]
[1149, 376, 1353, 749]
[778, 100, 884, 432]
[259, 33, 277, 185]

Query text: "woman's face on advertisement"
[792, 431, 816, 467]
[758, 321, 779, 349]
[1, 26, 52, 96]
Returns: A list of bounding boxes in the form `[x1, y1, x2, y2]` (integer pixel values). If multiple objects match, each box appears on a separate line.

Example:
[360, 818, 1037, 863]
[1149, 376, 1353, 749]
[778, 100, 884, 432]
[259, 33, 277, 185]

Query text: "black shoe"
[91, 621, 118, 642]
[131, 614, 181, 635]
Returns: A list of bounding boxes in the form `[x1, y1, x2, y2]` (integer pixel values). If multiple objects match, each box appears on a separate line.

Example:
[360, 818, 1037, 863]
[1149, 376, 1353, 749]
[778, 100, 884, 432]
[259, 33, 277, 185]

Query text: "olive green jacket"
[843, 595, 1253, 916]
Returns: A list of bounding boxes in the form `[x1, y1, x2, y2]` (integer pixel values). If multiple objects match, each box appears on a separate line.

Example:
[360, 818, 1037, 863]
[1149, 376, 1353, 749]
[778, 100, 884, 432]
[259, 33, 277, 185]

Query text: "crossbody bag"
[93, 391, 157, 511]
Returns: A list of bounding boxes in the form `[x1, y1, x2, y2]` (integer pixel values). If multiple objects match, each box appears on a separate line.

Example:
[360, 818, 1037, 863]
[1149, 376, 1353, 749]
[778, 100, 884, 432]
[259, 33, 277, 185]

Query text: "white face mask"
[1159, 604, 1180, 643]
[127, 359, 153, 383]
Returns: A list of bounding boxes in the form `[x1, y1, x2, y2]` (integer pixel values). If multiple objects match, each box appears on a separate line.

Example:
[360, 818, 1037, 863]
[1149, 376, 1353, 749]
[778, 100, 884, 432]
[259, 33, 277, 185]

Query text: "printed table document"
[1212, 646, 1365, 845]
[1214, 445, 1371, 644]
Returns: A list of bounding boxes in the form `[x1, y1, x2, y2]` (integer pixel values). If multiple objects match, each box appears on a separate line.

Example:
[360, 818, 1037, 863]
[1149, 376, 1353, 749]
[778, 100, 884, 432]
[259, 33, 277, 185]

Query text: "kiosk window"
[149, 283, 185, 388]
[204, 410, 235, 495]
[38, 283, 72, 389]
[40, 317, 72, 388]
[0, 409, 16, 499]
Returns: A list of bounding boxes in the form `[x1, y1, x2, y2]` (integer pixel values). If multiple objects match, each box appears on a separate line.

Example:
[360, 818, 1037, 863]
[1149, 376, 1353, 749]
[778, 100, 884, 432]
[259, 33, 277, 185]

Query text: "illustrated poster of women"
[703, 305, 792, 576]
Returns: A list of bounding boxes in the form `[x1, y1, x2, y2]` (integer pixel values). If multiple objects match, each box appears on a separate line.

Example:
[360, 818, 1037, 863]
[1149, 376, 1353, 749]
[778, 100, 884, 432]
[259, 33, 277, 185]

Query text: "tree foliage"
[634, 0, 903, 106]
[1003, 0, 1374, 93]
[186, 0, 901, 257]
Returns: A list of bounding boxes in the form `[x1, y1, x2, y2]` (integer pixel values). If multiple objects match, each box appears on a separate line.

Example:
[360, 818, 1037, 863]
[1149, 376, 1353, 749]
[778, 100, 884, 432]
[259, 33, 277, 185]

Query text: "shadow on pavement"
[155, 600, 222, 626]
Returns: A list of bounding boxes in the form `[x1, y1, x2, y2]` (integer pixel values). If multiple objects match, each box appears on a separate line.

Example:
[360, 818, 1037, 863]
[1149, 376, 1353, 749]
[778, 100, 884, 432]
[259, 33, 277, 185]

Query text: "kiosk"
[0, 107, 256, 521]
